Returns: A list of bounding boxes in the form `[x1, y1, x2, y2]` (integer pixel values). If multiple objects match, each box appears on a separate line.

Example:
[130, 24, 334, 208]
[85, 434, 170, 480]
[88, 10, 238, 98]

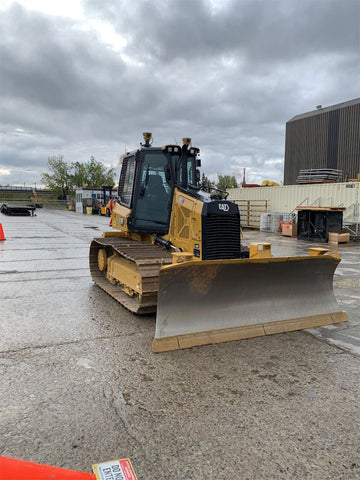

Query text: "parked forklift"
[99, 185, 114, 217]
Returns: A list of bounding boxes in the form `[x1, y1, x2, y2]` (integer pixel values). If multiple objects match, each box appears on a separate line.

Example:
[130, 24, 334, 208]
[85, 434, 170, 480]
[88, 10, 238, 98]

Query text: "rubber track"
[89, 237, 173, 314]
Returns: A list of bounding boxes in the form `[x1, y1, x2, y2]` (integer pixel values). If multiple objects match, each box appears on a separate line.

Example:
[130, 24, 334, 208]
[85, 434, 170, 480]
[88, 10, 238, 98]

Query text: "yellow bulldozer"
[90, 133, 348, 352]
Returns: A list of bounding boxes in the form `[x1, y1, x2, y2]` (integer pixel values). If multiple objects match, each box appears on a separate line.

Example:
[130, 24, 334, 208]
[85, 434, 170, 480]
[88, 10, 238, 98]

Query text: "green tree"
[72, 161, 88, 188]
[42, 156, 116, 197]
[216, 174, 238, 191]
[78, 156, 116, 189]
[200, 173, 215, 190]
[41, 155, 73, 199]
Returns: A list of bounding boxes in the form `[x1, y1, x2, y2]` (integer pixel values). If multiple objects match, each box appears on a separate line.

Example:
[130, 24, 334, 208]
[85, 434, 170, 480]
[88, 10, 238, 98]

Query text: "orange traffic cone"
[0, 456, 95, 480]
[0, 223, 5, 241]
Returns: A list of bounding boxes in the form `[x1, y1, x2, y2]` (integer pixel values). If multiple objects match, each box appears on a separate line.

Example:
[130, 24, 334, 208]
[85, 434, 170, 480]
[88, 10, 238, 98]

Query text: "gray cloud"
[0, 0, 359, 187]
[85, 0, 359, 62]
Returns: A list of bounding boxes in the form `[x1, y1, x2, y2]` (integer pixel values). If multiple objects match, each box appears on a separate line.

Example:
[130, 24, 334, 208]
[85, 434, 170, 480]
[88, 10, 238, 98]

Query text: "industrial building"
[284, 98, 360, 185]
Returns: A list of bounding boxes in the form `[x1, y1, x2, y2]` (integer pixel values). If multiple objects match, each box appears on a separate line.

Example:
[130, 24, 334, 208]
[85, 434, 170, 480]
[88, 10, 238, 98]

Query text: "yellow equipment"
[90, 134, 348, 352]
[261, 180, 280, 187]
[28, 190, 43, 208]
[99, 185, 114, 216]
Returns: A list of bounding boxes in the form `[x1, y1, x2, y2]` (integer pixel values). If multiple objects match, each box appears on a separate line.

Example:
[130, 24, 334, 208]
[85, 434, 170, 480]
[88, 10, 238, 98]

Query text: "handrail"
[290, 196, 309, 214]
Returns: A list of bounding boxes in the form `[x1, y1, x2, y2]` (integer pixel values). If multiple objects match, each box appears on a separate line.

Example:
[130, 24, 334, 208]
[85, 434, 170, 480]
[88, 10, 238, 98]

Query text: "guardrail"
[343, 203, 360, 240]
[0, 198, 69, 209]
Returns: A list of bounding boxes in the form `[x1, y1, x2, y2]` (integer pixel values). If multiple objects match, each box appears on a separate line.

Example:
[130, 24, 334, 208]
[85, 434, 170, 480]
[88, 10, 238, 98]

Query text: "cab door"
[131, 151, 173, 234]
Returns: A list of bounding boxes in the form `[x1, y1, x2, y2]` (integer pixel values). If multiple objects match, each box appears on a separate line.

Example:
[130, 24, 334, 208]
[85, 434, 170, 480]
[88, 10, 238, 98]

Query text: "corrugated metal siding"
[338, 103, 360, 179]
[228, 183, 359, 221]
[327, 109, 340, 169]
[284, 99, 360, 184]
[284, 112, 329, 183]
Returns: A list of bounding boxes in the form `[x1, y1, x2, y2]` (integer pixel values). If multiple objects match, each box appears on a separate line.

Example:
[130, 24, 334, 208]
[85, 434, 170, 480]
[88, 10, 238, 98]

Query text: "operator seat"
[147, 175, 169, 204]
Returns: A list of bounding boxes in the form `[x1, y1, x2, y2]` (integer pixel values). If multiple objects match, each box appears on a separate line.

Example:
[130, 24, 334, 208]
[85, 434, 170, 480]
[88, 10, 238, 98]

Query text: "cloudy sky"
[1, 0, 359, 187]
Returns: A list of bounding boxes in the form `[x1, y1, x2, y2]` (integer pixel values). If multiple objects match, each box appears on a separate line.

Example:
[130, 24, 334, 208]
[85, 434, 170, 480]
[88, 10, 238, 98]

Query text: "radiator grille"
[203, 213, 241, 260]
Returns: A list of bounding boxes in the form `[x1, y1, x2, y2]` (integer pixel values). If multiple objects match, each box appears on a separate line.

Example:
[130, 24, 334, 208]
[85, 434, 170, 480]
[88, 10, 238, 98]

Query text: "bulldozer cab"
[118, 148, 174, 235]
[117, 135, 203, 236]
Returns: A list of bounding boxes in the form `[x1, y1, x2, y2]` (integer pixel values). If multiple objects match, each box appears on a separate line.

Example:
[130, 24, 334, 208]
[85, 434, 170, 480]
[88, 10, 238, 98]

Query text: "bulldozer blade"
[152, 255, 348, 352]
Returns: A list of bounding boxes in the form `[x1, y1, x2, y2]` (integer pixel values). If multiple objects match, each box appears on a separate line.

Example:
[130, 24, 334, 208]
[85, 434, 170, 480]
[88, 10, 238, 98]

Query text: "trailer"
[0, 203, 36, 216]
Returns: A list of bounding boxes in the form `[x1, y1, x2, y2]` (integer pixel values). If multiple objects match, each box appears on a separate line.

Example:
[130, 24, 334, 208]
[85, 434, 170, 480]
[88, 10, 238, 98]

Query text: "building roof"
[287, 98, 360, 122]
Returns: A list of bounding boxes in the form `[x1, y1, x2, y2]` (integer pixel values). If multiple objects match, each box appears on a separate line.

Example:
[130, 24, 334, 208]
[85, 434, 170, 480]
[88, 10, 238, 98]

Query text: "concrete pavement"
[0, 209, 359, 479]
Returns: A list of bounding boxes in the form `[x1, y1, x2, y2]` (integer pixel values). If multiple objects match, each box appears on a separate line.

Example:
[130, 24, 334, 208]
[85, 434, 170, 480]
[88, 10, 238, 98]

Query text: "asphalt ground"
[0, 209, 359, 479]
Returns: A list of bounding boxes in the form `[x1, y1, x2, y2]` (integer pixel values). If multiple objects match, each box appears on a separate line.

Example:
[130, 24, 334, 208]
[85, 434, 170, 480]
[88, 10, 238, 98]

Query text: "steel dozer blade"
[152, 253, 348, 352]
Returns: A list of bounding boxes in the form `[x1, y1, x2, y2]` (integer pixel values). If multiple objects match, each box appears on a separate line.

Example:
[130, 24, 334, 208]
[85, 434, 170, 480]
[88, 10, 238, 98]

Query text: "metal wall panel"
[327, 109, 340, 169]
[228, 183, 359, 221]
[338, 103, 360, 179]
[284, 99, 360, 184]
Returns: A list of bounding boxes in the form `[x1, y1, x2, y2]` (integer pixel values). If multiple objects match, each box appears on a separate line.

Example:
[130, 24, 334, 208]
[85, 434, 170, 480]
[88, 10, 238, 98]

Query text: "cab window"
[118, 156, 135, 207]
[171, 156, 197, 187]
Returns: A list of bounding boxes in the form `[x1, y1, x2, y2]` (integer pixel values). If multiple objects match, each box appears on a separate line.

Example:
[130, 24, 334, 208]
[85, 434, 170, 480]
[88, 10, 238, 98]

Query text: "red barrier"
[0, 456, 95, 480]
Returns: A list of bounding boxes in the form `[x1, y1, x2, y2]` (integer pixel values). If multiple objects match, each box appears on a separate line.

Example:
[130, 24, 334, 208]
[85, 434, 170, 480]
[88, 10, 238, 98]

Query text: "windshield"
[140, 152, 172, 196]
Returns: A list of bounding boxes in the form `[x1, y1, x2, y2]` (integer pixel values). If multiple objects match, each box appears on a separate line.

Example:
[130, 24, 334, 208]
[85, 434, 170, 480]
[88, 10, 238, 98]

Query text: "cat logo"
[218, 203, 230, 212]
